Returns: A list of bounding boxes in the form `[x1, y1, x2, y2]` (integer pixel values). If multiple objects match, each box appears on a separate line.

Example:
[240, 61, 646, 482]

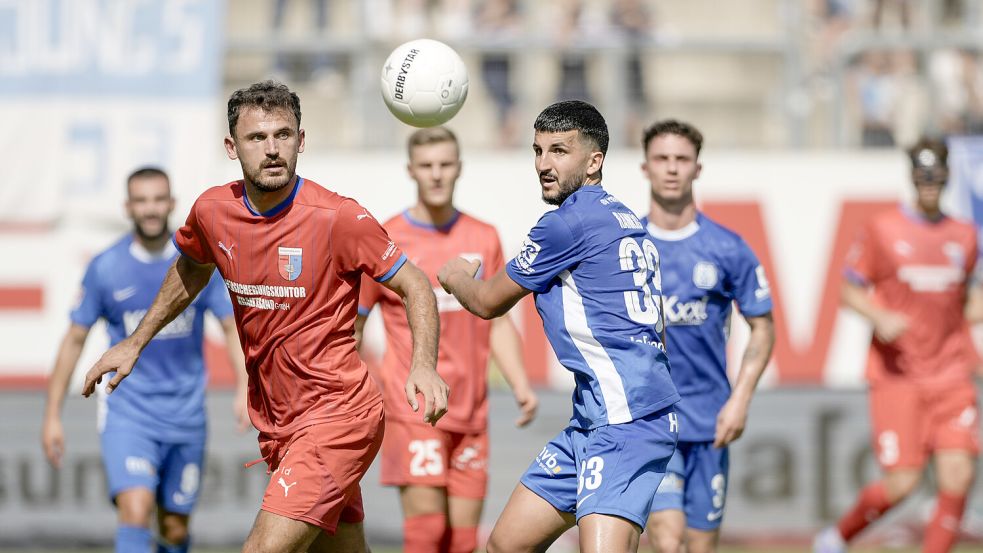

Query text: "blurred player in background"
[439, 100, 679, 553]
[42, 167, 248, 553]
[356, 126, 538, 553]
[80, 81, 449, 553]
[639, 120, 775, 553]
[815, 137, 983, 553]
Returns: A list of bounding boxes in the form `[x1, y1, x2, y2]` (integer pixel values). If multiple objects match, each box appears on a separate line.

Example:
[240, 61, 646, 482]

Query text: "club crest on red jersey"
[278, 247, 303, 281]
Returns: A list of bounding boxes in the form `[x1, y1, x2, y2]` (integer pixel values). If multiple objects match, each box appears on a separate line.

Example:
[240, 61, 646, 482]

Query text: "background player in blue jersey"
[639, 120, 775, 553]
[42, 167, 248, 553]
[438, 100, 679, 553]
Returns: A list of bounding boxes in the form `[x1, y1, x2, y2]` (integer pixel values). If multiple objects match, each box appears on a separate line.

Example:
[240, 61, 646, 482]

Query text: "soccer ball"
[380, 39, 469, 128]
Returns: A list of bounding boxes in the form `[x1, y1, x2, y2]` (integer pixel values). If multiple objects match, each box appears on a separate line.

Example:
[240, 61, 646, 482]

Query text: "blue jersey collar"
[243, 177, 304, 217]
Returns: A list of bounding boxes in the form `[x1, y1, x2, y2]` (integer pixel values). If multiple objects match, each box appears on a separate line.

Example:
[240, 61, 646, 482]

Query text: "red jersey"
[174, 177, 405, 439]
[845, 205, 980, 385]
[360, 210, 504, 433]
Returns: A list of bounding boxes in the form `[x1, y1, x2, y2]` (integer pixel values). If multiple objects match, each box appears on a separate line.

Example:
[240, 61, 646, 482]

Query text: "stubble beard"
[542, 171, 586, 206]
[245, 156, 297, 193]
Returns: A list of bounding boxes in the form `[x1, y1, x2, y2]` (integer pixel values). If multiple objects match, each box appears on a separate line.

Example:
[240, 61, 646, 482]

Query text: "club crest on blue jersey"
[278, 247, 303, 281]
[692, 261, 718, 290]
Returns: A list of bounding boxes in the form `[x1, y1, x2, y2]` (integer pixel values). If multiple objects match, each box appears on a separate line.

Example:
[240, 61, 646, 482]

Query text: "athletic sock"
[156, 537, 190, 553]
[116, 524, 152, 553]
[923, 491, 967, 553]
[448, 525, 478, 553]
[836, 481, 893, 541]
[403, 512, 449, 553]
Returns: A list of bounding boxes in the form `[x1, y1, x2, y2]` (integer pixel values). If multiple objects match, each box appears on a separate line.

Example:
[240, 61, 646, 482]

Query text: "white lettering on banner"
[0, 0, 208, 81]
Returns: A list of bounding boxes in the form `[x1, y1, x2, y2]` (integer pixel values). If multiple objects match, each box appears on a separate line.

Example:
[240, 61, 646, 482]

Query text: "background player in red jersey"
[815, 137, 983, 553]
[81, 81, 449, 553]
[356, 126, 538, 553]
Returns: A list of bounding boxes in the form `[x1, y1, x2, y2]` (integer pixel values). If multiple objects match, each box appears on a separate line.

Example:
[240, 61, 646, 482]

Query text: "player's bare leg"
[309, 522, 371, 553]
[934, 450, 975, 495]
[684, 528, 720, 553]
[882, 467, 922, 503]
[485, 484, 575, 553]
[448, 496, 483, 553]
[116, 488, 155, 527]
[645, 510, 684, 553]
[578, 513, 641, 553]
[242, 510, 321, 553]
[157, 510, 191, 548]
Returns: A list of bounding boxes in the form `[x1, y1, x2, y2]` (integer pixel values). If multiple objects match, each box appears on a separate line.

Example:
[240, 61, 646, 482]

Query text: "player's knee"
[651, 533, 683, 553]
[116, 495, 153, 527]
[485, 529, 517, 553]
[884, 471, 921, 503]
[158, 517, 190, 546]
[937, 460, 975, 494]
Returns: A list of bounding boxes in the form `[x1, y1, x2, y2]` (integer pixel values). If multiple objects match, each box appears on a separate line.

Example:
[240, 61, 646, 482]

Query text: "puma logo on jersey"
[277, 477, 297, 497]
[218, 241, 235, 260]
[357, 211, 372, 220]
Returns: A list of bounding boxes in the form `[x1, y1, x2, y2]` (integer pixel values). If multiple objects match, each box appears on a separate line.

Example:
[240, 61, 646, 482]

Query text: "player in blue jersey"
[42, 167, 248, 553]
[438, 100, 680, 553]
[638, 120, 775, 553]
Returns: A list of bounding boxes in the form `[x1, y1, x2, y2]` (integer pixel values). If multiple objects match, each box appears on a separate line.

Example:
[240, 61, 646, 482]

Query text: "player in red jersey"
[815, 137, 983, 553]
[356, 127, 538, 553]
[81, 81, 449, 553]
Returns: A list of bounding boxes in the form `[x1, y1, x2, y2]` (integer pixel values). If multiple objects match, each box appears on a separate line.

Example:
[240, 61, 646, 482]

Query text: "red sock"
[403, 513, 449, 553]
[837, 481, 893, 541]
[923, 492, 967, 553]
[448, 526, 478, 553]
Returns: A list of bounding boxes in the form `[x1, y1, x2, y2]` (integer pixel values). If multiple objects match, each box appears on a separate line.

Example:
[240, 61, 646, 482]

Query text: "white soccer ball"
[380, 39, 469, 128]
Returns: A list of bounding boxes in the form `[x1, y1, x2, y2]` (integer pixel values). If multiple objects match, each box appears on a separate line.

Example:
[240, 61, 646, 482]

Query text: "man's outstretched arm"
[82, 255, 215, 396]
[438, 258, 531, 320]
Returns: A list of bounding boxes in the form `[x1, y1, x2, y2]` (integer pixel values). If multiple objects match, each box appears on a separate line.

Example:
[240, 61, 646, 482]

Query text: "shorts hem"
[686, 517, 724, 531]
[520, 481, 573, 514]
[260, 505, 338, 535]
[649, 504, 683, 515]
[576, 507, 646, 530]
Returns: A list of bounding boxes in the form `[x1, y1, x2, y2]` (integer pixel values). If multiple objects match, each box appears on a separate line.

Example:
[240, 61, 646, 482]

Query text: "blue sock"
[116, 524, 152, 553]
[156, 537, 190, 553]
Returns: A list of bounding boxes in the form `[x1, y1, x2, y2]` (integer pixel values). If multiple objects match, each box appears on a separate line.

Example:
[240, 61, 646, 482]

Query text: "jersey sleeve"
[200, 269, 234, 320]
[69, 259, 106, 328]
[173, 198, 217, 265]
[843, 222, 879, 286]
[332, 199, 406, 282]
[506, 210, 581, 293]
[357, 272, 384, 316]
[727, 239, 773, 317]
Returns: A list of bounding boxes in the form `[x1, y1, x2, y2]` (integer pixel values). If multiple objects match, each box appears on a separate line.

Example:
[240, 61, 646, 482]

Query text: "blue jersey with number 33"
[506, 185, 679, 429]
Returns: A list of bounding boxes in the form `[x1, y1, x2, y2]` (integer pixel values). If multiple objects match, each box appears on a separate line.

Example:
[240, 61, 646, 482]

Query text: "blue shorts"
[100, 427, 206, 514]
[650, 441, 729, 530]
[520, 406, 678, 529]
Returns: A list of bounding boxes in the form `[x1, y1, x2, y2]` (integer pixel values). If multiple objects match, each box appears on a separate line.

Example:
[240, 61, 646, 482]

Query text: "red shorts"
[380, 417, 488, 499]
[870, 380, 980, 470]
[258, 401, 384, 533]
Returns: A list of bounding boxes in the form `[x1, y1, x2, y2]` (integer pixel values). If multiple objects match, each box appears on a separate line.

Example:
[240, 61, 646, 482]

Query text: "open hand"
[714, 397, 749, 448]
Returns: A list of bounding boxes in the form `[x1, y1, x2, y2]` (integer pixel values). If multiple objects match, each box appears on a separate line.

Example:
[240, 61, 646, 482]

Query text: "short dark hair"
[126, 166, 170, 197]
[407, 126, 459, 158]
[534, 100, 609, 155]
[227, 80, 302, 136]
[642, 119, 704, 156]
[907, 136, 948, 169]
